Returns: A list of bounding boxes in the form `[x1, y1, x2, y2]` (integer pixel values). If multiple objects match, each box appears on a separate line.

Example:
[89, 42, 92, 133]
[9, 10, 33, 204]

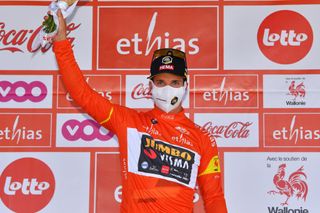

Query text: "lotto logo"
[0, 158, 55, 212]
[0, 80, 47, 102]
[62, 119, 114, 141]
[257, 10, 313, 64]
[4, 177, 49, 195]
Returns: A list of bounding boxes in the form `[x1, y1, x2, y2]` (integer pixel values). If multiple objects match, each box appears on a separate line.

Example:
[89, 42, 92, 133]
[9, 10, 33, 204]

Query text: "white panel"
[0, 75, 52, 108]
[194, 113, 259, 147]
[0, 6, 92, 70]
[0, 153, 90, 213]
[56, 113, 119, 147]
[225, 152, 319, 212]
[224, 5, 320, 69]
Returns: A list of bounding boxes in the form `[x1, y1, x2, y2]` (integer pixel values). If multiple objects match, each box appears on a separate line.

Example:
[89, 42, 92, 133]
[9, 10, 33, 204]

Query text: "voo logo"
[0, 80, 47, 102]
[62, 119, 114, 141]
[0, 158, 55, 212]
[257, 10, 313, 64]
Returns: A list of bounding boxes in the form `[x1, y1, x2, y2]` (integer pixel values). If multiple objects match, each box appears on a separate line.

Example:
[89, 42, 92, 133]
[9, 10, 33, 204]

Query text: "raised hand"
[53, 9, 67, 42]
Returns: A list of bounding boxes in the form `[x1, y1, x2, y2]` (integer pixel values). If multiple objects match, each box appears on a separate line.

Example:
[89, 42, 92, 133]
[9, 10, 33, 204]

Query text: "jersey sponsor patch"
[127, 128, 200, 188]
[198, 155, 220, 177]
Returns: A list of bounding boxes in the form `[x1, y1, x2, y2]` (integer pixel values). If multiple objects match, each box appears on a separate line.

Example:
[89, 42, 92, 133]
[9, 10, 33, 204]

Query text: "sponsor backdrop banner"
[0, 0, 319, 212]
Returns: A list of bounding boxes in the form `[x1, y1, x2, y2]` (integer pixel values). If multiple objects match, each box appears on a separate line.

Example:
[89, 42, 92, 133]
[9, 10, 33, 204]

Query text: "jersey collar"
[150, 106, 187, 121]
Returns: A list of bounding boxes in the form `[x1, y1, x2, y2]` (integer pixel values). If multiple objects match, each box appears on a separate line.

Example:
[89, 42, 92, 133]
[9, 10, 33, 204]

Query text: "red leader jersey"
[53, 40, 228, 213]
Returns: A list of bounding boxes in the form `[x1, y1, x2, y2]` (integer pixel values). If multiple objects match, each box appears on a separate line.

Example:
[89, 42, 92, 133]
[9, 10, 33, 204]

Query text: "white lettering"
[263, 28, 308, 46]
[117, 38, 131, 55]
[114, 185, 122, 203]
[116, 12, 200, 56]
[0, 116, 43, 143]
[4, 176, 49, 195]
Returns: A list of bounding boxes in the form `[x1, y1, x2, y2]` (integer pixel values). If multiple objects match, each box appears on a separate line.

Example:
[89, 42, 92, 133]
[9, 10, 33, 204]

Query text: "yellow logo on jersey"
[198, 155, 220, 176]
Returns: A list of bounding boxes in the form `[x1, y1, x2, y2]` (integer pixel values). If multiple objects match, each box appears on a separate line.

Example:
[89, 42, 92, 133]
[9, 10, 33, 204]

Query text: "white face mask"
[151, 81, 187, 113]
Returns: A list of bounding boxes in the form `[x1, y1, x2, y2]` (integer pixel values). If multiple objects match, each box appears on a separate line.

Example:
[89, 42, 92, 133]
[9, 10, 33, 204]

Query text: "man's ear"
[184, 80, 189, 89]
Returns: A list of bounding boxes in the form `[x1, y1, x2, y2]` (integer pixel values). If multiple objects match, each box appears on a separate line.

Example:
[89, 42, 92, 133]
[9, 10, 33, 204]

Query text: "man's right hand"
[44, 9, 67, 42]
[53, 9, 67, 42]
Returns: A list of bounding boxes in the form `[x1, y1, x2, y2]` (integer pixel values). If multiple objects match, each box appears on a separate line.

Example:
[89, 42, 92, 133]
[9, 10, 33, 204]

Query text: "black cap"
[148, 48, 188, 79]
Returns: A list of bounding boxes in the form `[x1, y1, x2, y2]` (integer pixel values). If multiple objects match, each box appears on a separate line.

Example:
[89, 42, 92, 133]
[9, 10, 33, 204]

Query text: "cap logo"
[159, 65, 174, 71]
[162, 56, 173, 64]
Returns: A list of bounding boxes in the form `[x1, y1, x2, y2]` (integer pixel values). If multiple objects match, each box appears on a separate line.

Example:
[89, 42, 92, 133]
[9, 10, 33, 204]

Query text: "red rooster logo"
[268, 164, 308, 206]
[288, 81, 305, 99]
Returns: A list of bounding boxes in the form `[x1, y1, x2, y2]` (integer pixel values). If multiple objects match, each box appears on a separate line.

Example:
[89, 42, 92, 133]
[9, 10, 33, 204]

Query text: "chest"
[136, 116, 199, 150]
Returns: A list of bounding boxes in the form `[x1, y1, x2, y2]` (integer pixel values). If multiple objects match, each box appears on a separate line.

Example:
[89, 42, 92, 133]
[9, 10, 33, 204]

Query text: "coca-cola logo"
[0, 80, 47, 102]
[0, 158, 55, 212]
[131, 83, 152, 100]
[62, 119, 114, 141]
[257, 10, 313, 64]
[0, 22, 80, 53]
[202, 121, 252, 138]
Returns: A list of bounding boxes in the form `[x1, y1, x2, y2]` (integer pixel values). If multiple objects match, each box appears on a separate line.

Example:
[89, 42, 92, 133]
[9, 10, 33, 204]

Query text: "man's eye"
[156, 81, 165, 86]
[171, 81, 182, 87]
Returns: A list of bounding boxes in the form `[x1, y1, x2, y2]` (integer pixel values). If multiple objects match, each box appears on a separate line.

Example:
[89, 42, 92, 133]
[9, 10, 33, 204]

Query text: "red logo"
[0, 114, 51, 147]
[0, 158, 55, 212]
[98, 7, 218, 69]
[264, 114, 320, 147]
[131, 83, 152, 100]
[202, 121, 252, 139]
[144, 148, 157, 160]
[268, 164, 308, 206]
[161, 165, 170, 175]
[0, 22, 79, 53]
[194, 75, 258, 108]
[288, 80, 305, 99]
[257, 10, 313, 64]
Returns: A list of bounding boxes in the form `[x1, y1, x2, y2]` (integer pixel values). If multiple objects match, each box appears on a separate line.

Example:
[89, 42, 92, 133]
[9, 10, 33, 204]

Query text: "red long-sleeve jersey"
[53, 39, 228, 213]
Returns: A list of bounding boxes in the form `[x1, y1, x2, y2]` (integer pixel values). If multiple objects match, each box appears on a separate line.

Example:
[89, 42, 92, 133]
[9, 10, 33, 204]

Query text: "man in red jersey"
[51, 9, 227, 213]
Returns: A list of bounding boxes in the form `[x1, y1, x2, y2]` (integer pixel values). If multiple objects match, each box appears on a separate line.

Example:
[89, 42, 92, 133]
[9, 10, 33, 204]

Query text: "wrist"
[53, 35, 67, 42]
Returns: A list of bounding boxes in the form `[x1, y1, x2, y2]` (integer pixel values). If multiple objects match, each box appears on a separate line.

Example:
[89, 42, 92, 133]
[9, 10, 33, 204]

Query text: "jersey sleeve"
[53, 39, 128, 134]
[197, 133, 228, 213]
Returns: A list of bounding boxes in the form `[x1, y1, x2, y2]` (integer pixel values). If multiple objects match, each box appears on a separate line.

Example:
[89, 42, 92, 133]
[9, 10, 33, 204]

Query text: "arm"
[197, 135, 228, 213]
[52, 10, 125, 133]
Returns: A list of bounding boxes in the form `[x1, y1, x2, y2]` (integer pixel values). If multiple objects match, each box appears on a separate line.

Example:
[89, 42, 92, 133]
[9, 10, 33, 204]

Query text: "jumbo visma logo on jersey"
[127, 128, 200, 188]
[138, 134, 195, 185]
